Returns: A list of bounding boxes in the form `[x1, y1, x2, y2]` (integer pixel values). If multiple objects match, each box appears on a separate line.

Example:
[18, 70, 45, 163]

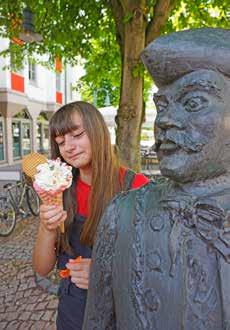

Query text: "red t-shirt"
[76, 168, 149, 217]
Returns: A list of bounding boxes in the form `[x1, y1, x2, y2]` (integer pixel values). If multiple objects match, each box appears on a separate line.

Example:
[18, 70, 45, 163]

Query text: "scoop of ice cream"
[34, 158, 72, 192]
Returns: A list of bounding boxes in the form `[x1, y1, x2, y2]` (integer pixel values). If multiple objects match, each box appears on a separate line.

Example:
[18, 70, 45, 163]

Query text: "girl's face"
[55, 112, 92, 170]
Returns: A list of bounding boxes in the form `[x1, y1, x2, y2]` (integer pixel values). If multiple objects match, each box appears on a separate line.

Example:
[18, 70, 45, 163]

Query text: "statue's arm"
[83, 198, 119, 330]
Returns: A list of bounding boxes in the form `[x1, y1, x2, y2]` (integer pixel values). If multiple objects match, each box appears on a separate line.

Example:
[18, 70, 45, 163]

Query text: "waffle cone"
[40, 191, 65, 234]
[22, 152, 48, 181]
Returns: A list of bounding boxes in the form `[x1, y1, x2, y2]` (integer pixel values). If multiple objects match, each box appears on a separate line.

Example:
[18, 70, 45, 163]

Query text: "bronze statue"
[83, 28, 230, 330]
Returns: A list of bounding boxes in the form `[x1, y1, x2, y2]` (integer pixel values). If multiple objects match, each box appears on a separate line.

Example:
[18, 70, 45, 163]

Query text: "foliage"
[77, 13, 121, 107]
[0, 1, 106, 66]
[164, 0, 229, 33]
[0, 1, 229, 106]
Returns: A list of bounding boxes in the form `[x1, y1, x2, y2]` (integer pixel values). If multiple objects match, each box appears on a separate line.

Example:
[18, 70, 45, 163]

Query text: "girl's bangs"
[50, 111, 79, 138]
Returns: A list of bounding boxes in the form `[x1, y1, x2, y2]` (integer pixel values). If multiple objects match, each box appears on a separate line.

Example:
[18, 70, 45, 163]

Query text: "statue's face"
[154, 69, 230, 182]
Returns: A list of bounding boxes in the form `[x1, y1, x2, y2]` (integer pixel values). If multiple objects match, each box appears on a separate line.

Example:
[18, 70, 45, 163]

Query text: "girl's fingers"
[66, 259, 91, 272]
[40, 204, 58, 212]
[70, 275, 89, 289]
[70, 270, 89, 279]
[68, 258, 91, 266]
[41, 210, 67, 231]
[46, 211, 66, 225]
[78, 258, 91, 264]
[46, 213, 66, 230]
[40, 207, 63, 222]
[41, 203, 63, 211]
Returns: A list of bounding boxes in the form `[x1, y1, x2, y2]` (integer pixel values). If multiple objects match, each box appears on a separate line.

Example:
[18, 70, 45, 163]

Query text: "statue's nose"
[155, 106, 185, 130]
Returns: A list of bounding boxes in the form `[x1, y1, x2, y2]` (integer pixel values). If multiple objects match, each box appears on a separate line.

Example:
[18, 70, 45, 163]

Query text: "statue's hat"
[141, 28, 230, 87]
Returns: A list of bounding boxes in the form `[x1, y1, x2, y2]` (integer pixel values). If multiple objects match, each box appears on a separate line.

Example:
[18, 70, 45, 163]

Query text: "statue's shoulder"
[100, 178, 171, 231]
[110, 177, 170, 211]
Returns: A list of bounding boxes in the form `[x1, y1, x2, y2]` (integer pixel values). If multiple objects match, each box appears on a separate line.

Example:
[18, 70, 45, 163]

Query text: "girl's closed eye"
[73, 130, 85, 138]
[55, 137, 65, 146]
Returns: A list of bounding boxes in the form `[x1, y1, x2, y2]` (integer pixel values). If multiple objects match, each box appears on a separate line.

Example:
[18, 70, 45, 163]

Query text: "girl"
[33, 101, 149, 329]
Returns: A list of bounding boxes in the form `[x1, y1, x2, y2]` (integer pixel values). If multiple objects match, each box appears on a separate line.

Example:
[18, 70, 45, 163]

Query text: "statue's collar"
[170, 175, 230, 199]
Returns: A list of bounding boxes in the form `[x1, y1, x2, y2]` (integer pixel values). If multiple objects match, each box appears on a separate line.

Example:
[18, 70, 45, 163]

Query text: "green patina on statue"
[83, 28, 230, 330]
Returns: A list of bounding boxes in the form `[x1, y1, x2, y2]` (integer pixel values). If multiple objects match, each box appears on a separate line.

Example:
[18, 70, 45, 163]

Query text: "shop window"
[12, 109, 32, 160]
[0, 115, 5, 162]
[12, 121, 21, 159]
[22, 122, 31, 156]
[37, 112, 49, 154]
[37, 123, 42, 152]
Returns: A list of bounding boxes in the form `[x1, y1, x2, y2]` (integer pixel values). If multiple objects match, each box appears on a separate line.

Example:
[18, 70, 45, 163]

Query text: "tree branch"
[145, 0, 176, 45]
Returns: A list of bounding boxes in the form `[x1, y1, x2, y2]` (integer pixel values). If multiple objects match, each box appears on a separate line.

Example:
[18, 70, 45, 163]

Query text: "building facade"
[0, 37, 83, 167]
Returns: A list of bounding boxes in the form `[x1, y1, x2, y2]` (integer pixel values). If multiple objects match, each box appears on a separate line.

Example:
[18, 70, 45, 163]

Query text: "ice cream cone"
[22, 152, 48, 181]
[39, 190, 65, 233]
[31, 158, 73, 235]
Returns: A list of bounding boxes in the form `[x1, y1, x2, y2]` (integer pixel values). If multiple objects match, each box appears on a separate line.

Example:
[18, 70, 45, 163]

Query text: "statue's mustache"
[155, 130, 208, 153]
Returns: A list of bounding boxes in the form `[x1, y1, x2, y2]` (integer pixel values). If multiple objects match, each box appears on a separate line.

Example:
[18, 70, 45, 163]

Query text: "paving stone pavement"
[0, 215, 59, 330]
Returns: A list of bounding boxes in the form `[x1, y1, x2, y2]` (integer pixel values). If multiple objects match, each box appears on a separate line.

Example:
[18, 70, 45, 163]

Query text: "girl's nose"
[64, 136, 76, 152]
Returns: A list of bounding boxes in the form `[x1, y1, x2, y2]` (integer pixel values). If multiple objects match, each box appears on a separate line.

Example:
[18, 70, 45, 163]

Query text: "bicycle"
[0, 173, 40, 237]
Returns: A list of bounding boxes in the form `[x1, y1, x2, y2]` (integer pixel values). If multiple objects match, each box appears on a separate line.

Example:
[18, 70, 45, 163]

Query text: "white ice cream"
[34, 158, 72, 191]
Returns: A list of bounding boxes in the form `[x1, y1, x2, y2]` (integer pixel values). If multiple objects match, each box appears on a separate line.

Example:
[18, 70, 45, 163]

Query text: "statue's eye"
[155, 100, 168, 112]
[183, 96, 208, 112]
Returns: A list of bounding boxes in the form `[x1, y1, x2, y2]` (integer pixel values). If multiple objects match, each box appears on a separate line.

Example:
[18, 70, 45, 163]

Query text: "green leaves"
[132, 63, 145, 78]
[167, 0, 230, 32]
[0, 0, 229, 105]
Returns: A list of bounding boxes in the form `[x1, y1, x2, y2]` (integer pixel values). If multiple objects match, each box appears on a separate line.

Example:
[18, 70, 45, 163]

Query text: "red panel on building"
[56, 91, 63, 104]
[11, 72, 25, 93]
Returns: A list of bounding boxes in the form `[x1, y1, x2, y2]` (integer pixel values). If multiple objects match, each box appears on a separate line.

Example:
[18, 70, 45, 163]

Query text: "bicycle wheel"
[26, 186, 40, 216]
[0, 199, 16, 237]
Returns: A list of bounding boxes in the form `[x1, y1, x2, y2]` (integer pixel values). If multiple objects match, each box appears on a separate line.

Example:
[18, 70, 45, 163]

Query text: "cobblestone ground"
[0, 216, 58, 330]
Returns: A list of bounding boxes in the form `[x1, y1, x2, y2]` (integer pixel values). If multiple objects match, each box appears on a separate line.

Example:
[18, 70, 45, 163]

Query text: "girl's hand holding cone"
[34, 184, 66, 233]
[33, 183, 72, 233]
[39, 202, 67, 233]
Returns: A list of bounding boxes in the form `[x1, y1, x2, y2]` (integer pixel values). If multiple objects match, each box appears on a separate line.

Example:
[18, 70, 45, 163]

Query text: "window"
[21, 122, 31, 156]
[28, 62, 36, 82]
[12, 121, 21, 159]
[36, 113, 49, 154]
[12, 110, 32, 160]
[56, 73, 62, 92]
[0, 115, 5, 161]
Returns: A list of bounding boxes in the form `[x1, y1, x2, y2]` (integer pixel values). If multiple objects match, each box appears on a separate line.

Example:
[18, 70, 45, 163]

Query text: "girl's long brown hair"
[49, 101, 122, 250]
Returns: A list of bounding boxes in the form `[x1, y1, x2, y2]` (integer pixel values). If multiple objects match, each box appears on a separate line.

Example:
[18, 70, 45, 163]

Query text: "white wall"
[0, 38, 10, 89]
[65, 61, 85, 103]
[0, 37, 83, 105]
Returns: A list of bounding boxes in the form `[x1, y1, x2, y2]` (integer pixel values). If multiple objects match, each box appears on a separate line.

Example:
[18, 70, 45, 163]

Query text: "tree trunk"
[115, 6, 146, 171]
